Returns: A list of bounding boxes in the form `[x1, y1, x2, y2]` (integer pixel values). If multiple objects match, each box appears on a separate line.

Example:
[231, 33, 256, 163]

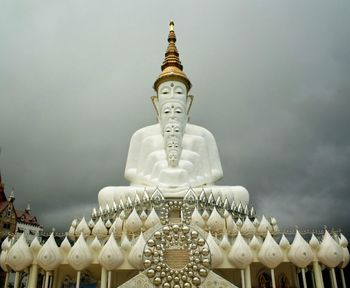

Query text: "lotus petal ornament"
[184, 187, 198, 207]
[37, 233, 63, 271]
[0, 250, 9, 272]
[258, 231, 283, 268]
[279, 234, 290, 250]
[128, 233, 146, 269]
[207, 207, 225, 234]
[317, 230, 343, 268]
[219, 234, 231, 250]
[121, 234, 132, 251]
[6, 234, 33, 272]
[257, 215, 272, 237]
[75, 217, 91, 238]
[125, 208, 143, 233]
[60, 237, 71, 255]
[67, 233, 93, 271]
[288, 230, 313, 268]
[240, 216, 256, 237]
[92, 217, 108, 239]
[206, 232, 223, 268]
[90, 237, 102, 254]
[249, 235, 261, 251]
[228, 231, 253, 269]
[190, 207, 205, 228]
[98, 234, 124, 270]
[226, 214, 238, 237]
[30, 237, 42, 254]
[144, 208, 161, 230]
[110, 217, 123, 237]
[1, 237, 11, 251]
[151, 188, 164, 208]
[309, 234, 320, 250]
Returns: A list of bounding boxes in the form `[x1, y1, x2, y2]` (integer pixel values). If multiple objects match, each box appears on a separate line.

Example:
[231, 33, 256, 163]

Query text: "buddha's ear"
[186, 95, 194, 115]
[151, 96, 160, 117]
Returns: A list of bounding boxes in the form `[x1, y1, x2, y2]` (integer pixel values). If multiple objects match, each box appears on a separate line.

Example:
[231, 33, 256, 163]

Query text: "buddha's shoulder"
[130, 123, 215, 139]
[185, 124, 215, 139]
[131, 124, 161, 138]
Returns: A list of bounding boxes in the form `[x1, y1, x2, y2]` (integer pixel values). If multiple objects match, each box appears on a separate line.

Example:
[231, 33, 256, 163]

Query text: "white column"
[301, 268, 307, 288]
[330, 268, 338, 288]
[245, 265, 252, 288]
[28, 264, 38, 288]
[311, 269, 316, 288]
[312, 261, 324, 288]
[14, 272, 21, 288]
[240, 270, 246, 288]
[52, 269, 59, 288]
[42, 272, 45, 288]
[295, 267, 301, 288]
[4, 272, 9, 288]
[76, 271, 81, 288]
[271, 269, 276, 288]
[100, 268, 107, 288]
[107, 271, 112, 288]
[44, 271, 50, 288]
[49, 273, 53, 288]
[340, 269, 346, 288]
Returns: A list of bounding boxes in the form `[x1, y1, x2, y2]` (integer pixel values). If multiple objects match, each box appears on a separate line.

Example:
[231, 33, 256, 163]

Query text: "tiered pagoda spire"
[153, 21, 191, 91]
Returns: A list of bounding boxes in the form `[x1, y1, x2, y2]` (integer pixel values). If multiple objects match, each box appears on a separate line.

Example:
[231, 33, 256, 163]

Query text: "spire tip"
[169, 21, 174, 32]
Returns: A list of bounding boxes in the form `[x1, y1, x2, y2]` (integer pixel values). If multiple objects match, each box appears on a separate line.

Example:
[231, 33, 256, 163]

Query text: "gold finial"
[169, 21, 174, 32]
[153, 21, 192, 91]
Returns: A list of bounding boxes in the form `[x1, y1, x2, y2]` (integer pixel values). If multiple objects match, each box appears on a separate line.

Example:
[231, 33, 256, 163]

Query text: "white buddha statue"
[98, 22, 248, 207]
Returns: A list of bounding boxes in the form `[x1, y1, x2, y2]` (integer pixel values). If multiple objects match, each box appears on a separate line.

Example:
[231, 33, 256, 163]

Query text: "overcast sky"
[0, 1, 349, 236]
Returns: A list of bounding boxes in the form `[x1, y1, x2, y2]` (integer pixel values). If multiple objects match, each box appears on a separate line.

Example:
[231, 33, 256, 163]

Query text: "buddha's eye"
[163, 108, 171, 114]
[175, 127, 180, 132]
[175, 108, 183, 114]
[165, 128, 171, 133]
[175, 87, 184, 94]
[161, 89, 170, 95]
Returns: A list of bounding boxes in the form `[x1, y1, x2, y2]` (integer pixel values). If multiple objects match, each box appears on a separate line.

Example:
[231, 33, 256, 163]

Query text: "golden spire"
[154, 21, 192, 91]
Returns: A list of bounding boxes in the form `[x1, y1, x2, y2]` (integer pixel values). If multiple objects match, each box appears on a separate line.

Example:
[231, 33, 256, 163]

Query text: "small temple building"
[0, 173, 42, 244]
[0, 172, 43, 286]
[0, 22, 348, 288]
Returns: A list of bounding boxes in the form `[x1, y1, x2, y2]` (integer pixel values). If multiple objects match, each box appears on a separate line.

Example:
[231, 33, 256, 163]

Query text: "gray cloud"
[0, 0, 350, 239]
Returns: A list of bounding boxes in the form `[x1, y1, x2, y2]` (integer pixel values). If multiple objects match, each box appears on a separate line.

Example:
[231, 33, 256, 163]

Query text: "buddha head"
[163, 122, 184, 142]
[165, 138, 182, 167]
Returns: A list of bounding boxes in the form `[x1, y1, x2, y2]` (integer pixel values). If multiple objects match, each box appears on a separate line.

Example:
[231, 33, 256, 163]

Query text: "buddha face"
[163, 122, 183, 139]
[165, 138, 182, 167]
[158, 81, 187, 105]
[160, 101, 187, 128]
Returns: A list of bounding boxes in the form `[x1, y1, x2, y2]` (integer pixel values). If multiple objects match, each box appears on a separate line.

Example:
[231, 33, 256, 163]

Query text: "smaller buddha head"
[165, 138, 182, 167]
[163, 122, 183, 140]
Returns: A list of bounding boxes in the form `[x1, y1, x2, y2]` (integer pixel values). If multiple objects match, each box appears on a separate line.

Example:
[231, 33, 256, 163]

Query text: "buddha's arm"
[124, 130, 142, 181]
[125, 125, 162, 183]
[201, 129, 223, 181]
